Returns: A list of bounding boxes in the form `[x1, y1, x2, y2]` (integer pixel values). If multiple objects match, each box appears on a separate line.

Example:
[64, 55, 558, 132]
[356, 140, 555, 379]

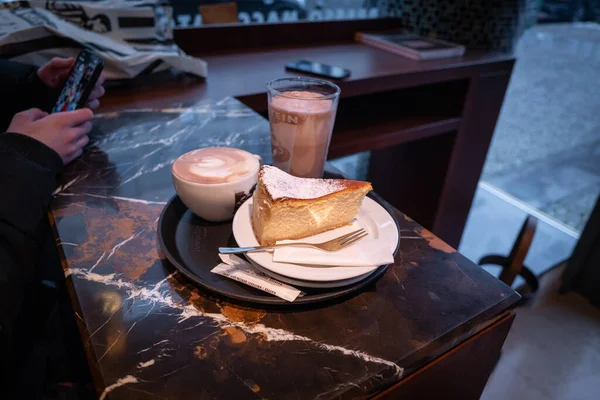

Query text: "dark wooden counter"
[51, 98, 520, 399]
[101, 43, 512, 112]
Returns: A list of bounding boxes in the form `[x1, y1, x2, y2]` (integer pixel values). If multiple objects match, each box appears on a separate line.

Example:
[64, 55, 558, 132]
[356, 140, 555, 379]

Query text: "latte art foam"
[172, 148, 258, 184]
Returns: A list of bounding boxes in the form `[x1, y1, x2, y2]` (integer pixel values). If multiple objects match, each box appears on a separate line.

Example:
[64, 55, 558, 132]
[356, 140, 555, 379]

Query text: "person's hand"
[37, 57, 106, 110]
[7, 108, 94, 165]
[37, 57, 75, 88]
[86, 73, 106, 110]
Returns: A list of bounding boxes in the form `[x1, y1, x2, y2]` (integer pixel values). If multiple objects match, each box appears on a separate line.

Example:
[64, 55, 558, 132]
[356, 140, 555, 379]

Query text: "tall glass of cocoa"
[267, 77, 341, 178]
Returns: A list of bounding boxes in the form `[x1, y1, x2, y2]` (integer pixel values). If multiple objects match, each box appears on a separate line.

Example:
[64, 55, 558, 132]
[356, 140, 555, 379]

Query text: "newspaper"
[0, 2, 206, 79]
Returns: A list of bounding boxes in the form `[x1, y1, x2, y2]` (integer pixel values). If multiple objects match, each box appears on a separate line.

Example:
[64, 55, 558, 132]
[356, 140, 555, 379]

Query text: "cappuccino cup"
[172, 147, 261, 221]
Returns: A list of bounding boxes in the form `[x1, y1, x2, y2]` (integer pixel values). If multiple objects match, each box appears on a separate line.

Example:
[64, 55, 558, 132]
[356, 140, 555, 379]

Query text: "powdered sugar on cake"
[261, 165, 347, 200]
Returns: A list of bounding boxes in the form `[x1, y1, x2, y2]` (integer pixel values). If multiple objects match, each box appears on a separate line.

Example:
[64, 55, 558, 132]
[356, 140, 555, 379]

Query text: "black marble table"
[50, 97, 521, 399]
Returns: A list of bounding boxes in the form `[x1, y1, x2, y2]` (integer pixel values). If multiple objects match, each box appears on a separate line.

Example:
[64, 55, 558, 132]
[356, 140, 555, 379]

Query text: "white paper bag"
[0, 2, 207, 79]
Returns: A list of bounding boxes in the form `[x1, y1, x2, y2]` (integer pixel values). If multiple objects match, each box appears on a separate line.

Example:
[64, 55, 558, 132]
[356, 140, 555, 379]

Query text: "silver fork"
[219, 228, 368, 254]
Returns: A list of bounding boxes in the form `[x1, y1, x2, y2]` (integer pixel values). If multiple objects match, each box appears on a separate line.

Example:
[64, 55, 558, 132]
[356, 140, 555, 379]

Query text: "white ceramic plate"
[232, 197, 399, 282]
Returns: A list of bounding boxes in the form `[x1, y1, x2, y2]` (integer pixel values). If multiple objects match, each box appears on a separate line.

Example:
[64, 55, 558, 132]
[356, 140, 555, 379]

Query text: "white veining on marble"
[232, 320, 403, 379]
[66, 267, 404, 384]
[139, 147, 162, 160]
[98, 108, 214, 115]
[70, 102, 269, 204]
[429, 291, 440, 301]
[224, 110, 255, 118]
[110, 196, 166, 205]
[89, 251, 106, 273]
[116, 169, 145, 187]
[314, 380, 364, 400]
[150, 161, 173, 173]
[137, 339, 170, 354]
[106, 229, 145, 260]
[391, 268, 401, 283]
[58, 241, 79, 247]
[87, 299, 126, 342]
[99, 375, 139, 400]
[57, 192, 167, 205]
[156, 347, 174, 360]
[137, 359, 155, 369]
[98, 330, 123, 362]
[53, 173, 90, 195]
[118, 127, 189, 150]
[313, 371, 390, 400]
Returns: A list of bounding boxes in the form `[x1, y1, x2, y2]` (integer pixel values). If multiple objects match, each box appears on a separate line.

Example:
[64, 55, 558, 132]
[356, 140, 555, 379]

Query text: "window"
[171, 0, 381, 28]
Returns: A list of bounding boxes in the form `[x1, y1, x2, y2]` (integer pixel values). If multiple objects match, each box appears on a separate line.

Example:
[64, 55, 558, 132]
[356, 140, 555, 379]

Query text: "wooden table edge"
[371, 310, 516, 399]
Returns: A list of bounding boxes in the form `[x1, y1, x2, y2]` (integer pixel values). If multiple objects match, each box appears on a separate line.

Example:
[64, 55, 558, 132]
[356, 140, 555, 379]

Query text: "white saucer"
[232, 197, 399, 282]
[246, 258, 378, 289]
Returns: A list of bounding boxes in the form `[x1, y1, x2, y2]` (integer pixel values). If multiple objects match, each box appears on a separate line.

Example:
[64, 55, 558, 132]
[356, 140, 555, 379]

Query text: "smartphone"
[285, 60, 351, 80]
[52, 50, 104, 113]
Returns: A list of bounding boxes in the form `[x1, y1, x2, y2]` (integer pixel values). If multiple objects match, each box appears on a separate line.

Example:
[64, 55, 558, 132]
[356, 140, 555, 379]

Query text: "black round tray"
[157, 193, 400, 306]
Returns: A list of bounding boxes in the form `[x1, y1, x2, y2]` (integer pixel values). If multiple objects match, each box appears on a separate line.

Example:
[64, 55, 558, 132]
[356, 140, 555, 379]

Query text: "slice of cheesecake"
[251, 165, 372, 246]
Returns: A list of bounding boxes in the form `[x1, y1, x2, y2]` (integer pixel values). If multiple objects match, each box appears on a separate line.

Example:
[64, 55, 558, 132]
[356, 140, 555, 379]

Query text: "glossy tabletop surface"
[50, 97, 520, 399]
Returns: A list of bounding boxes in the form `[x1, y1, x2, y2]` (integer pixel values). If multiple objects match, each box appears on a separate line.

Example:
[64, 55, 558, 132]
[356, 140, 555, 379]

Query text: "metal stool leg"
[477, 216, 540, 303]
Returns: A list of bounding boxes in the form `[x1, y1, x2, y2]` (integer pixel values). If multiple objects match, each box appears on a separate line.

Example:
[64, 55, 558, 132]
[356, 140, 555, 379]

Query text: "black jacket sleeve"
[0, 60, 59, 132]
[0, 132, 63, 380]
